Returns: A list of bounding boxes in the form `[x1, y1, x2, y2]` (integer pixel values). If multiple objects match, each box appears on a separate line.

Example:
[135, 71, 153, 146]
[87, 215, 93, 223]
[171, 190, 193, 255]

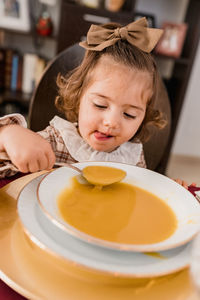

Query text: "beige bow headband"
[79, 17, 163, 53]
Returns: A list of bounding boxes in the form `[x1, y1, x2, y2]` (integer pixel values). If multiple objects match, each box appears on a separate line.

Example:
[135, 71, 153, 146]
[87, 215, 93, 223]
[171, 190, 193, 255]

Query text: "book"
[0, 49, 47, 96]
[4, 49, 14, 90]
[11, 53, 19, 92]
[0, 48, 6, 91]
[22, 53, 38, 94]
[16, 55, 23, 92]
[34, 57, 46, 87]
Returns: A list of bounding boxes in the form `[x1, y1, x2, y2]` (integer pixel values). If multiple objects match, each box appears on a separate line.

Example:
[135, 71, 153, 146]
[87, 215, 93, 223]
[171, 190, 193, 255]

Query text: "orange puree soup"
[82, 165, 126, 186]
[57, 177, 177, 245]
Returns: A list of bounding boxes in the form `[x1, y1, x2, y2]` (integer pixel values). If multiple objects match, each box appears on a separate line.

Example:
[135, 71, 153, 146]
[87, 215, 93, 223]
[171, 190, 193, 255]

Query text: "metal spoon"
[0, 152, 126, 186]
[54, 162, 126, 186]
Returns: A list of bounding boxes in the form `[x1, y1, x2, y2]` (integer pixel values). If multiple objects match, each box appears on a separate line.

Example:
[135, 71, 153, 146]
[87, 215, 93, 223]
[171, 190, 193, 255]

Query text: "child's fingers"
[174, 178, 182, 185]
[28, 160, 41, 173]
[37, 154, 49, 171]
[15, 161, 29, 173]
[28, 150, 55, 172]
[46, 149, 56, 170]
[182, 180, 189, 189]
[174, 178, 188, 189]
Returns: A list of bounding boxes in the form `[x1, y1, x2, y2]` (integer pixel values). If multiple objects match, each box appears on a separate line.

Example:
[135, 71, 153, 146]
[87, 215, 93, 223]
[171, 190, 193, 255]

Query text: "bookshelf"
[57, 0, 136, 53]
[0, 28, 57, 40]
[0, 33, 50, 117]
[160, 0, 200, 172]
[0, 89, 30, 116]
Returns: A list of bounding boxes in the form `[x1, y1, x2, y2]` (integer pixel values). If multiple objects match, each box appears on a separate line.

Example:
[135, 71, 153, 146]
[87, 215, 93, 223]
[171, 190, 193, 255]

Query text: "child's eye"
[94, 103, 107, 109]
[124, 112, 136, 119]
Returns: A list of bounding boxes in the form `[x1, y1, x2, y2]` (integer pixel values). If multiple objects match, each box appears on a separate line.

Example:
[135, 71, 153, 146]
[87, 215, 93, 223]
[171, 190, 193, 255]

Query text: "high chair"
[28, 44, 171, 174]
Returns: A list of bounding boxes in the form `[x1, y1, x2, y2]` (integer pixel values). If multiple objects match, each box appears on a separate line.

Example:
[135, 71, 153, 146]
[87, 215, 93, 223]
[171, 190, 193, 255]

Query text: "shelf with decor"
[0, 89, 31, 105]
[154, 54, 190, 66]
[0, 45, 48, 117]
[0, 89, 30, 118]
[1, 28, 57, 41]
[158, 0, 200, 172]
[0, 88, 31, 118]
[0, 0, 57, 115]
[57, 0, 136, 53]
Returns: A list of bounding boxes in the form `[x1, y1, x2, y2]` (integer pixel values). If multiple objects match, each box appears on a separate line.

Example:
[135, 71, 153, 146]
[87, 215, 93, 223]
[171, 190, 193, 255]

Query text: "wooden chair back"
[29, 44, 171, 173]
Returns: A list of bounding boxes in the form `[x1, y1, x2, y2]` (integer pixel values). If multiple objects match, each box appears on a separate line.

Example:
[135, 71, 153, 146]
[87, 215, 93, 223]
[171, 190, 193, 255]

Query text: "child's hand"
[174, 178, 196, 190]
[0, 125, 55, 173]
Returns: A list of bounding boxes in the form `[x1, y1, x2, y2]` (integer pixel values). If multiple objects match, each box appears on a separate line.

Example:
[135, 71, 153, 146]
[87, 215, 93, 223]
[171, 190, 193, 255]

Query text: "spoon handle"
[0, 151, 82, 174]
[54, 162, 82, 174]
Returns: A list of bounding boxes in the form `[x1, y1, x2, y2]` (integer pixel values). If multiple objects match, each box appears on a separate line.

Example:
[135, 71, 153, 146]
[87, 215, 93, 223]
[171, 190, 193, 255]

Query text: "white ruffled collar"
[50, 116, 143, 166]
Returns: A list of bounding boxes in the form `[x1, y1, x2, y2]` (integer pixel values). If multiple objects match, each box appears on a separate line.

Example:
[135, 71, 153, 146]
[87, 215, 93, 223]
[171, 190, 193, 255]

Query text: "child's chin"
[90, 143, 116, 153]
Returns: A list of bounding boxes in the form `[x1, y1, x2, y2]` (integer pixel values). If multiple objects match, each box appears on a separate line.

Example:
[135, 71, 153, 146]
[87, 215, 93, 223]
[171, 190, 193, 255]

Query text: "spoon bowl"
[54, 163, 126, 186]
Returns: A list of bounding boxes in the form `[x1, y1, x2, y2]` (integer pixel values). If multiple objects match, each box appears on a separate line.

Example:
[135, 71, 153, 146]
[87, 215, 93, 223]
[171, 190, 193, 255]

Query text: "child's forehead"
[90, 55, 152, 88]
[94, 55, 150, 76]
[85, 56, 153, 105]
[95, 55, 127, 70]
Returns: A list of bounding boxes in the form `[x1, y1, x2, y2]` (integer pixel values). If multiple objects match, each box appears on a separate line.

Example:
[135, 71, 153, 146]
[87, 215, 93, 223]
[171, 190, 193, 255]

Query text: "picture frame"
[155, 22, 188, 58]
[134, 12, 156, 28]
[0, 0, 30, 32]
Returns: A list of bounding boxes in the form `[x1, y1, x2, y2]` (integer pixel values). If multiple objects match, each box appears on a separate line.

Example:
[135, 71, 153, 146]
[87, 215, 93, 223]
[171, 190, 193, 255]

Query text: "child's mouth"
[94, 131, 113, 141]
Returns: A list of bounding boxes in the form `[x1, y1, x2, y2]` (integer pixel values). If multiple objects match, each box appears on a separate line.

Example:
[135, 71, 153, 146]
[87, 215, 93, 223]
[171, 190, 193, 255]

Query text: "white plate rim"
[37, 162, 200, 252]
[17, 174, 193, 278]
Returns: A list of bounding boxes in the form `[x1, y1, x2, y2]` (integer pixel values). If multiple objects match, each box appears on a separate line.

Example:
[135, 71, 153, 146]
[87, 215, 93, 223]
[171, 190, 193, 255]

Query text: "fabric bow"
[79, 17, 163, 53]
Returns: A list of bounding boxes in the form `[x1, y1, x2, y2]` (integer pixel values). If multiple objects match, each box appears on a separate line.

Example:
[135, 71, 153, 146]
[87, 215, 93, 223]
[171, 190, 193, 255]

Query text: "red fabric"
[0, 173, 28, 189]
[188, 185, 200, 198]
[0, 280, 27, 300]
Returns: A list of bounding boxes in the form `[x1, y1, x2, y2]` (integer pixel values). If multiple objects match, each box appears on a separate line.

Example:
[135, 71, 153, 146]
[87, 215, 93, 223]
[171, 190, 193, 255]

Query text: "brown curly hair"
[55, 24, 167, 143]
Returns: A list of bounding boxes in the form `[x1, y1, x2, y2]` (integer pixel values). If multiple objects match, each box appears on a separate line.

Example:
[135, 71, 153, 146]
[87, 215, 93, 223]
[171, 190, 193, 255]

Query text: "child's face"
[78, 56, 152, 152]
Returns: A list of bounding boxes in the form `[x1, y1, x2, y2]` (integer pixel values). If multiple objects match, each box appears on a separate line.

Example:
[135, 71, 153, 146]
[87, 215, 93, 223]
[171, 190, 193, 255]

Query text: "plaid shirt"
[0, 114, 146, 178]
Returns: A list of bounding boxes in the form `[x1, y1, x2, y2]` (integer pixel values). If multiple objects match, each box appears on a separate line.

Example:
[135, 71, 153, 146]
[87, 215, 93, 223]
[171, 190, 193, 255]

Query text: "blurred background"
[0, 0, 199, 183]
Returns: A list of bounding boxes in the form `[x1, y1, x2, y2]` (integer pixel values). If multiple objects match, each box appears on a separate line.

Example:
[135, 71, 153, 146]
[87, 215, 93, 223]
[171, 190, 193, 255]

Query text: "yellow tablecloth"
[0, 172, 199, 300]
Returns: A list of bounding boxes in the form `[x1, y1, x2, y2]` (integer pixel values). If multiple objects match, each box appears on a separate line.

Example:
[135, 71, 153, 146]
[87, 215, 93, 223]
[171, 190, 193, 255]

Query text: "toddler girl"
[0, 18, 188, 188]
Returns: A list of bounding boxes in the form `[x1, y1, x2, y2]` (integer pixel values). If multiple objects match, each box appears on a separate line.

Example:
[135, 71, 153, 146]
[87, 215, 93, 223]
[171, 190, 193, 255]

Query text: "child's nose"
[103, 111, 120, 130]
